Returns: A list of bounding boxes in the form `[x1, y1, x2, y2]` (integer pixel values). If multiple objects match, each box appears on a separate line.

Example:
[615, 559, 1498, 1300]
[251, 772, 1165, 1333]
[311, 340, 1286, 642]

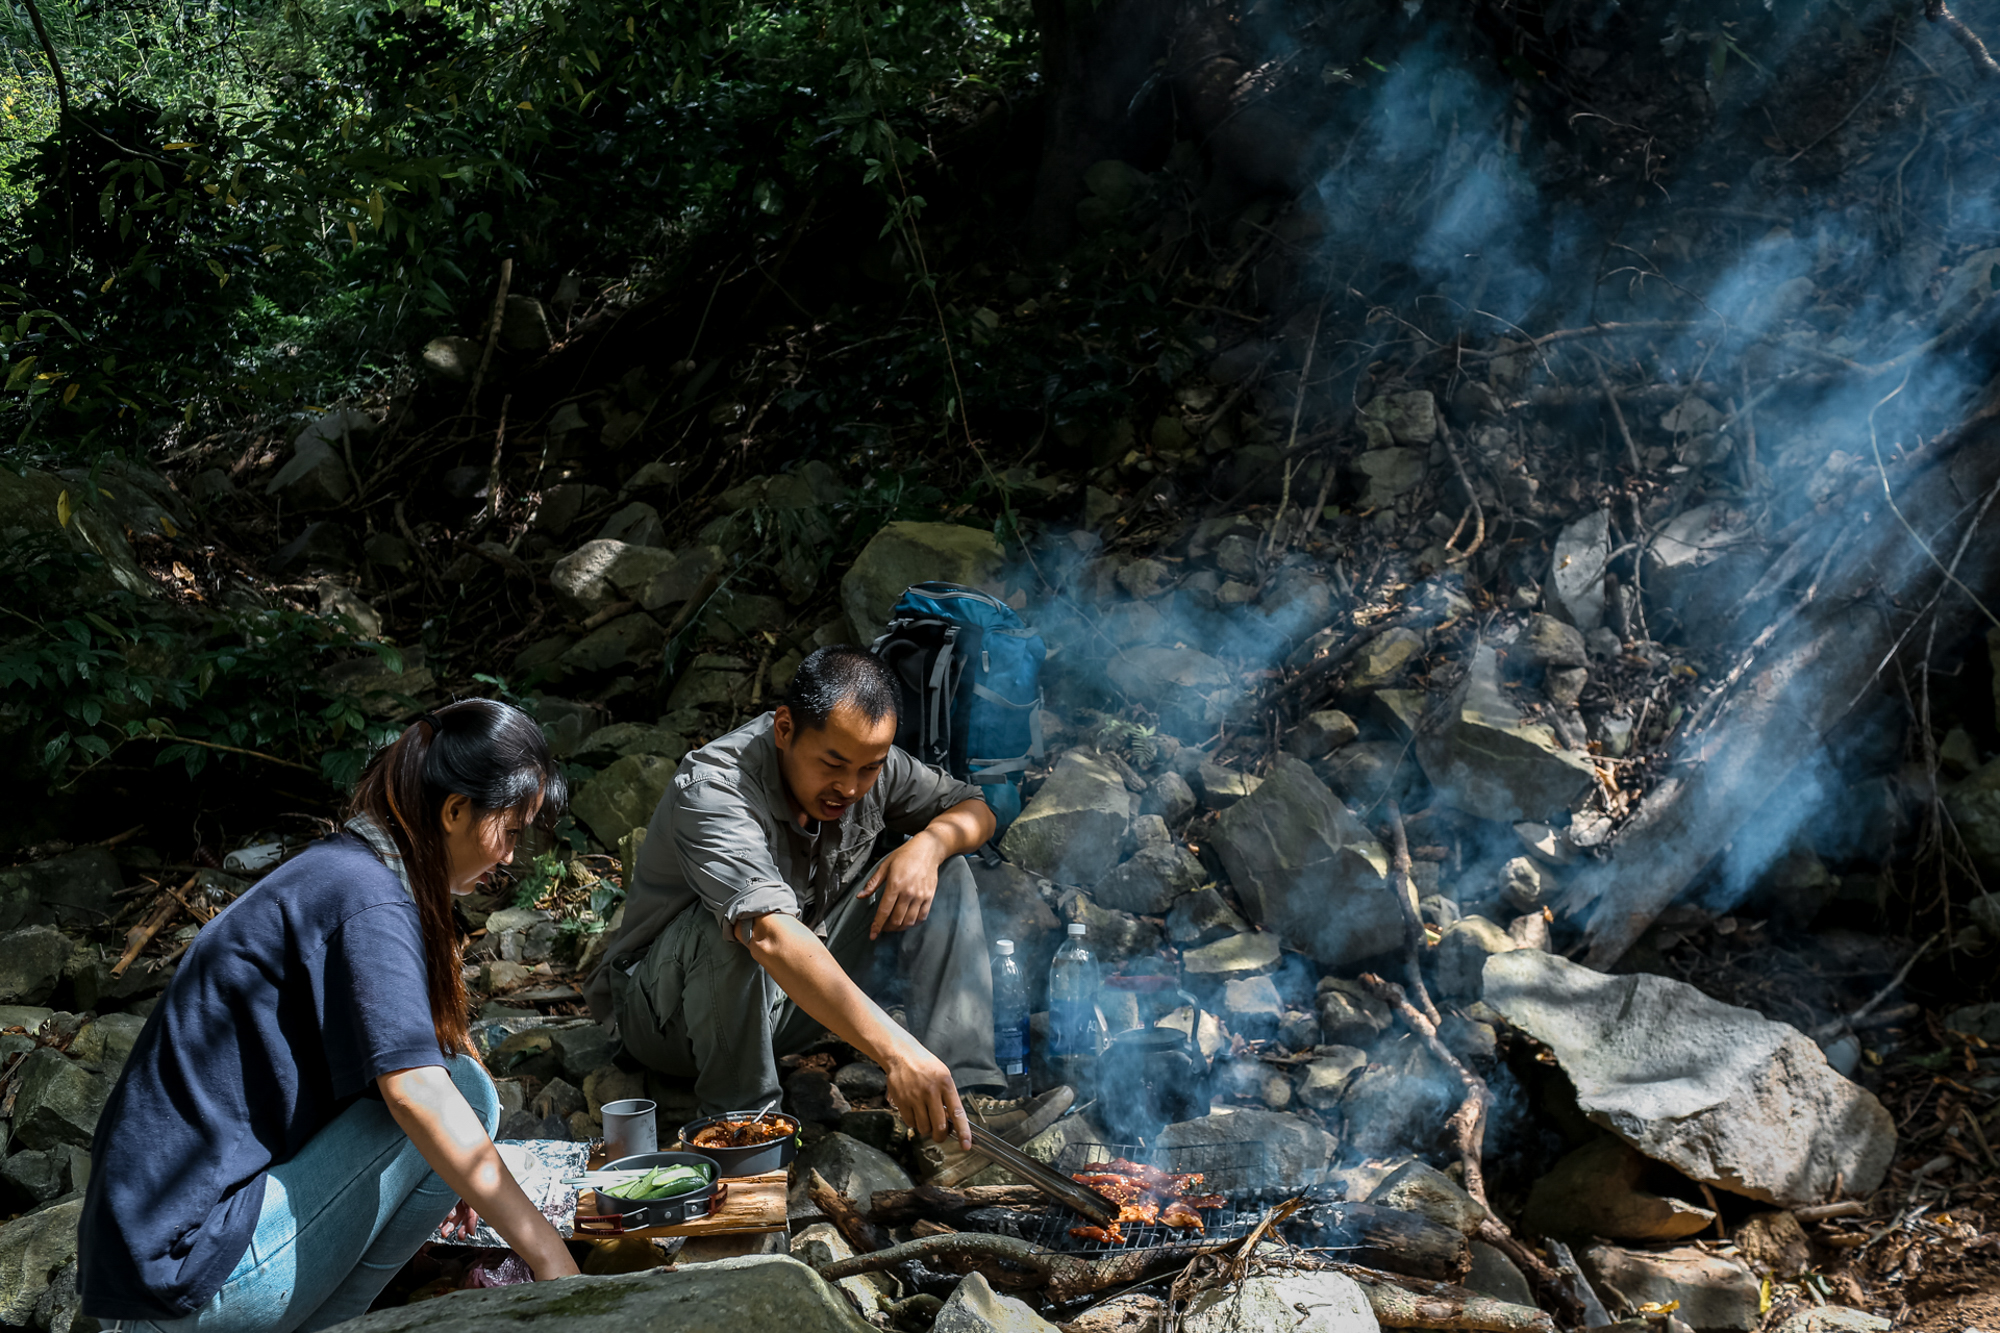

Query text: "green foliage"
[0, 525, 409, 789]
[0, 0, 1037, 460]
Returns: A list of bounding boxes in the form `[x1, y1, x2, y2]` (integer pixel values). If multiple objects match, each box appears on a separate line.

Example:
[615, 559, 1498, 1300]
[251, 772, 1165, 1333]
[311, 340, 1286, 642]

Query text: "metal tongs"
[964, 1122, 1119, 1227]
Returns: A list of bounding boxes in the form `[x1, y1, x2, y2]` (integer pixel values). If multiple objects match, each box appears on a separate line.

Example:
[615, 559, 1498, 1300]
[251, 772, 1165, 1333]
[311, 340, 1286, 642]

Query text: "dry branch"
[808, 1169, 888, 1254]
[1380, 802, 1440, 1027]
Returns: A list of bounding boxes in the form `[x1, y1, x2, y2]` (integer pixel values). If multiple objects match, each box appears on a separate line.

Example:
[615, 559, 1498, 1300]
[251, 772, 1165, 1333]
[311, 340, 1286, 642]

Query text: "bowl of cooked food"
[576, 1151, 724, 1233]
[678, 1110, 802, 1177]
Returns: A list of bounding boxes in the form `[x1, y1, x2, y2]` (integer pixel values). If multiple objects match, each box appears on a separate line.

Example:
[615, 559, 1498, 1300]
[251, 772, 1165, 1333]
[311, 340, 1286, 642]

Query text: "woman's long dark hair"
[344, 698, 567, 1057]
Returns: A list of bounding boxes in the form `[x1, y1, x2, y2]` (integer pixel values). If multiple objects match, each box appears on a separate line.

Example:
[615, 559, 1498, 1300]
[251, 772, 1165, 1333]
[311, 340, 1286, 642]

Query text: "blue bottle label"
[996, 1019, 1028, 1075]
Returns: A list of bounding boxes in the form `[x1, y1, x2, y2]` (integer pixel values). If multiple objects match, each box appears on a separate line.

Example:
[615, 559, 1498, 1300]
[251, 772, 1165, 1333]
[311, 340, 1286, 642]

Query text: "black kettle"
[1091, 989, 1215, 1144]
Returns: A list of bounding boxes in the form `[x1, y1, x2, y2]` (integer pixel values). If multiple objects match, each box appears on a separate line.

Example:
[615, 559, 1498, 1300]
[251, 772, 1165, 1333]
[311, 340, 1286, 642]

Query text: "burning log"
[808, 1169, 889, 1254]
[869, 1184, 1050, 1223]
[815, 1231, 1237, 1304]
[1308, 1201, 1471, 1283]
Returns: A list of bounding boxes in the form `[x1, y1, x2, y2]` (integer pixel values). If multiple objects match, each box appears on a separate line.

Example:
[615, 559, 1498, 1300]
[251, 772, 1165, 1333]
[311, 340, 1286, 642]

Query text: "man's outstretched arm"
[739, 912, 972, 1148]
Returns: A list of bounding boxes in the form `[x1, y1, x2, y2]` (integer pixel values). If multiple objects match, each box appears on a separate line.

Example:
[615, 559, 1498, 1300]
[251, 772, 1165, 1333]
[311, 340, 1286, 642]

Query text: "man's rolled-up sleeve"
[670, 774, 801, 927]
[880, 746, 986, 835]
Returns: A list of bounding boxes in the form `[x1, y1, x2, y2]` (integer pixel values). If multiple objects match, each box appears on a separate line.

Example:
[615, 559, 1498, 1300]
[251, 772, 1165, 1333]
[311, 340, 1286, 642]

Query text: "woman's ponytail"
[346, 699, 566, 1057]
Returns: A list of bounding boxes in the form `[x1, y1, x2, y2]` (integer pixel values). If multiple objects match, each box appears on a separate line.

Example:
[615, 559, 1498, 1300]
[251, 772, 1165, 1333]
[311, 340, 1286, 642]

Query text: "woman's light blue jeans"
[112, 1054, 499, 1333]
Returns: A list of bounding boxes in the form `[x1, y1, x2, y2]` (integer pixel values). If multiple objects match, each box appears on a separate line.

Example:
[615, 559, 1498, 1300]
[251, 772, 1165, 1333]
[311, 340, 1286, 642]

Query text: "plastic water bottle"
[1047, 923, 1103, 1094]
[992, 940, 1031, 1098]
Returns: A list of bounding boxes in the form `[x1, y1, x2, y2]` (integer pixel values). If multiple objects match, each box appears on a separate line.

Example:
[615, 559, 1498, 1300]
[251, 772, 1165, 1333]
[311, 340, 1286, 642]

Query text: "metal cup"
[600, 1098, 657, 1160]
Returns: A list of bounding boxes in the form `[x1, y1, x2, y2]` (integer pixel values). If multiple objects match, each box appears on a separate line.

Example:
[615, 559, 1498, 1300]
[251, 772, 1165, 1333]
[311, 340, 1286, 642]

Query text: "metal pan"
[575, 1151, 726, 1234]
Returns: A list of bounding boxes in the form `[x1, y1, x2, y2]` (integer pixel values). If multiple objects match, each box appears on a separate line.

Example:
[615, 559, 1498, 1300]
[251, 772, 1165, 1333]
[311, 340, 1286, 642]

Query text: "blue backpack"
[870, 582, 1046, 833]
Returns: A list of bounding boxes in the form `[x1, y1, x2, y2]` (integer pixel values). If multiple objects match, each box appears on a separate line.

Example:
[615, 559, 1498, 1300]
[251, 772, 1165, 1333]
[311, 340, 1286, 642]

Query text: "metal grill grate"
[1022, 1141, 1266, 1254]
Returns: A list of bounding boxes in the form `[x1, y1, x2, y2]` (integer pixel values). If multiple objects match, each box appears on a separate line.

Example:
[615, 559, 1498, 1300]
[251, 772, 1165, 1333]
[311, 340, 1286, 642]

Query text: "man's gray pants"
[606, 855, 1002, 1114]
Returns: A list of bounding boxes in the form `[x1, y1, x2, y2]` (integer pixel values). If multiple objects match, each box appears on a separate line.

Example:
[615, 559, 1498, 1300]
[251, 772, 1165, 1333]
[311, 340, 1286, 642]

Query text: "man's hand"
[859, 832, 944, 939]
[859, 797, 995, 941]
[885, 1045, 972, 1148]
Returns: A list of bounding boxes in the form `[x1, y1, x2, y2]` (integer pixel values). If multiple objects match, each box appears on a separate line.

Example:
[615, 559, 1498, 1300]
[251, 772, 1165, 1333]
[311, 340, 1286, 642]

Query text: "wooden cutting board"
[576, 1169, 789, 1237]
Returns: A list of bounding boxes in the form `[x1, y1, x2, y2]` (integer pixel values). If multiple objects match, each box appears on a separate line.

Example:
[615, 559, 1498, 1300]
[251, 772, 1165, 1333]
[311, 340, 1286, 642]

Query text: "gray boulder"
[499, 293, 552, 353]
[1091, 844, 1206, 916]
[1182, 1271, 1378, 1333]
[421, 335, 478, 384]
[791, 1133, 912, 1221]
[321, 646, 436, 717]
[1294, 1047, 1366, 1111]
[1416, 646, 1596, 823]
[935, 1272, 1059, 1333]
[559, 612, 666, 675]
[1522, 1136, 1717, 1241]
[0, 927, 70, 1005]
[71, 1012, 146, 1072]
[1580, 1244, 1759, 1332]
[1548, 509, 1611, 629]
[666, 654, 755, 713]
[1643, 505, 1762, 643]
[11, 1048, 109, 1144]
[1465, 1242, 1535, 1308]
[1285, 709, 1359, 761]
[1524, 614, 1587, 667]
[571, 754, 677, 850]
[264, 437, 352, 510]
[1142, 770, 1198, 824]
[999, 751, 1135, 886]
[1167, 887, 1250, 946]
[841, 521, 1004, 643]
[597, 501, 665, 548]
[1483, 950, 1896, 1207]
[1181, 931, 1280, 980]
[0, 1150, 70, 1207]
[1360, 390, 1438, 447]
[1345, 628, 1425, 689]
[1155, 1110, 1337, 1194]
[0, 1198, 82, 1327]
[1366, 1160, 1487, 1235]
[1314, 740, 1421, 810]
[790, 1221, 896, 1313]
[1209, 757, 1400, 967]
[550, 540, 683, 618]
[312, 1255, 875, 1333]
[1315, 978, 1391, 1047]
[0, 849, 122, 934]
[640, 545, 728, 612]
[1433, 917, 1517, 1001]
[969, 862, 1061, 985]
[1107, 648, 1234, 740]
[1061, 894, 1165, 963]
[573, 723, 687, 768]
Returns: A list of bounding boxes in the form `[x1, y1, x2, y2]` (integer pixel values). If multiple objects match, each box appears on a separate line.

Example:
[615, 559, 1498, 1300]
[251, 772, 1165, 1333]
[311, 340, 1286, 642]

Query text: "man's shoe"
[917, 1085, 1075, 1188]
[965, 1085, 1075, 1144]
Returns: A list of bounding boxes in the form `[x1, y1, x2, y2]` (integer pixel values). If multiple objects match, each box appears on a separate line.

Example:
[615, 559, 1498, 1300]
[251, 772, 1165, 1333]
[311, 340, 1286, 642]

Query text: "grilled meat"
[1066, 1158, 1221, 1243]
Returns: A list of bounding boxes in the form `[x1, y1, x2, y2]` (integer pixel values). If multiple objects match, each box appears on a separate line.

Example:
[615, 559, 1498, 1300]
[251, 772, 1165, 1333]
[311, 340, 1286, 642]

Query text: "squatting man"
[585, 645, 1072, 1176]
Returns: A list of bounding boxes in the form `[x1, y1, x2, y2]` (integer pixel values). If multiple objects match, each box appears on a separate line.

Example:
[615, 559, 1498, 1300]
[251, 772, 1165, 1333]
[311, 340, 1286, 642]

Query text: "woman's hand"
[443, 1199, 480, 1241]
[379, 1065, 580, 1281]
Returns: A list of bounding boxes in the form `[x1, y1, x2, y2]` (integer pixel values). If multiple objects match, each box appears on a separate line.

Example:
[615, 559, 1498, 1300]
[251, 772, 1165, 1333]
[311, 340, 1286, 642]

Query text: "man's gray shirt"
[583, 711, 982, 1021]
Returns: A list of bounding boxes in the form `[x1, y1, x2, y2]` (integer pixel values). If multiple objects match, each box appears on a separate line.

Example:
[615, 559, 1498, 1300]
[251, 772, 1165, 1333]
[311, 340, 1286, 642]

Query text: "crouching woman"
[80, 699, 581, 1332]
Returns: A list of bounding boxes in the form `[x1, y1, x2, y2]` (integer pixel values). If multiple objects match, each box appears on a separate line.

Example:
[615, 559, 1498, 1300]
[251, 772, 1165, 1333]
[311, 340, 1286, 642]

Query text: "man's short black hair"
[782, 645, 903, 732]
